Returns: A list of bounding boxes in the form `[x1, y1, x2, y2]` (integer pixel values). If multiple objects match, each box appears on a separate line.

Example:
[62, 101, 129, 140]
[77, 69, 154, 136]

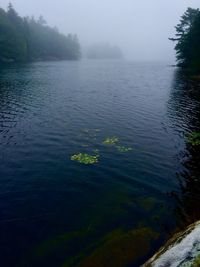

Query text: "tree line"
[0, 3, 81, 63]
[170, 7, 200, 73]
[86, 43, 123, 59]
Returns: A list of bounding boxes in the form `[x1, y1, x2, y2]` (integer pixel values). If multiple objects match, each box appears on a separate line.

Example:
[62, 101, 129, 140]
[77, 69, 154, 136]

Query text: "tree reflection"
[168, 69, 200, 228]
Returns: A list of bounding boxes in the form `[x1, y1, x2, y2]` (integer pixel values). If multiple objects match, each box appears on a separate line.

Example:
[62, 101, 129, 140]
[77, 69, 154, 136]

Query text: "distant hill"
[86, 43, 123, 59]
[0, 3, 81, 63]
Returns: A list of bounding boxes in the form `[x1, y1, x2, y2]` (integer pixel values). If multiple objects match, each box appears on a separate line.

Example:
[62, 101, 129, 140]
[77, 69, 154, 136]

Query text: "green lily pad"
[103, 137, 119, 145]
[187, 132, 200, 146]
[116, 146, 133, 153]
[71, 153, 99, 165]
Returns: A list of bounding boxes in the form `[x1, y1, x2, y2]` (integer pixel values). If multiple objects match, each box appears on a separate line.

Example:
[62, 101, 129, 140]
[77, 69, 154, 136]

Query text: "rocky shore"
[142, 221, 200, 267]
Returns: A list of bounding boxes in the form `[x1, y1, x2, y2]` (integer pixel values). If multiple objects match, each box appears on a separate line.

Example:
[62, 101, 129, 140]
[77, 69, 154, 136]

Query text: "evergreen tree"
[170, 8, 200, 72]
[0, 3, 81, 63]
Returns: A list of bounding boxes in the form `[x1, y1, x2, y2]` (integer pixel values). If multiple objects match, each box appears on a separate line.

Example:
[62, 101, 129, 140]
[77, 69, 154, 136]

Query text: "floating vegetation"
[187, 132, 200, 146]
[116, 146, 133, 153]
[103, 136, 119, 145]
[71, 153, 99, 165]
[71, 133, 135, 166]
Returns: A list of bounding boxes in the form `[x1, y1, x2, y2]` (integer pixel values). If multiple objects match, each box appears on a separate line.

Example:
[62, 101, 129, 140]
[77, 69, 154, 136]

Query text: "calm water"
[0, 60, 200, 267]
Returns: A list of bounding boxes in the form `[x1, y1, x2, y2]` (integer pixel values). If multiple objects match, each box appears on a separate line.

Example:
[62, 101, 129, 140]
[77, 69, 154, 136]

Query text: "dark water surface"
[0, 60, 199, 267]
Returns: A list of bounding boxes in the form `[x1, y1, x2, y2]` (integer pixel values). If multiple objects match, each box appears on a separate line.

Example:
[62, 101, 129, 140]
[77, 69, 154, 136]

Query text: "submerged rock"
[75, 227, 159, 267]
[142, 221, 200, 267]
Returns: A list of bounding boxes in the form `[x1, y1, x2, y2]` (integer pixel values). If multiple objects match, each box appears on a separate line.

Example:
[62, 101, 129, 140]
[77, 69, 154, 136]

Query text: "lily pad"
[187, 132, 200, 146]
[116, 146, 133, 153]
[103, 137, 119, 145]
[71, 153, 99, 165]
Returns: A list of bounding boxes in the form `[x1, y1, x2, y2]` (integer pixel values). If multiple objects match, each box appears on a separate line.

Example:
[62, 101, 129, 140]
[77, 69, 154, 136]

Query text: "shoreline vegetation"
[0, 3, 81, 63]
[170, 7, 200, 75]
[143, 7, 200, 267]
[1, 3, 200, 267]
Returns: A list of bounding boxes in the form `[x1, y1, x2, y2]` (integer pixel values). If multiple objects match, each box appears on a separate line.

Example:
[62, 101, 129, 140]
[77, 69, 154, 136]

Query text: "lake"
[0, 60, 200, 267]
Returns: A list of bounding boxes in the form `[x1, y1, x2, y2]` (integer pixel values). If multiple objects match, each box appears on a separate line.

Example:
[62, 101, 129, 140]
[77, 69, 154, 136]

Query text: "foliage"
[170, 8, 200, 72]
[187, 132, 200, 146]
[116, 146, 133, 153]
[0, 3, 81, 63]
[192, 254, 200, 267]
[71, 153, 99, 164]
[103, 137, 119, 145]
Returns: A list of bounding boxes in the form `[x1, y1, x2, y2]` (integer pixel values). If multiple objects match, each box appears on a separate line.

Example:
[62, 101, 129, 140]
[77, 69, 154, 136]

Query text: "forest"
[0, 3, 81, 63]
[170, 7, 200, 73]
[1, 2, 200, 267]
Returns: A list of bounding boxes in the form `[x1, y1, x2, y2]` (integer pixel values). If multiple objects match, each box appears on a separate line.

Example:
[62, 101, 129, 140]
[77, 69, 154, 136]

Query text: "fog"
[1, 0, 199, 61]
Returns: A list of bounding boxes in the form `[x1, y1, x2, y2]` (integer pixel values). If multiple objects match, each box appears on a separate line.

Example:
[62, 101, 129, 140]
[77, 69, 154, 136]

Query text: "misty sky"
[0, 0, 199, 61]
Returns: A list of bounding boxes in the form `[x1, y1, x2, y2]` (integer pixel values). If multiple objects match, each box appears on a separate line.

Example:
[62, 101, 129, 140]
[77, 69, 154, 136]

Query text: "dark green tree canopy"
[170, 8, 200, 72]
[0, 3, 81, 63]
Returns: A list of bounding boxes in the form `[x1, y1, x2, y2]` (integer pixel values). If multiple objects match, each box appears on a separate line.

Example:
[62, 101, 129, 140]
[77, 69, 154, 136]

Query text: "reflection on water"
[0, 61, 200, 266]
[168, 69, 200, 228]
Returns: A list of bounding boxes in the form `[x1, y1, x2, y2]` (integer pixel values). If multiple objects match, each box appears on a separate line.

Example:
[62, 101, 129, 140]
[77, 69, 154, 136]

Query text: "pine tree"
[170, 8, 200, 71]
